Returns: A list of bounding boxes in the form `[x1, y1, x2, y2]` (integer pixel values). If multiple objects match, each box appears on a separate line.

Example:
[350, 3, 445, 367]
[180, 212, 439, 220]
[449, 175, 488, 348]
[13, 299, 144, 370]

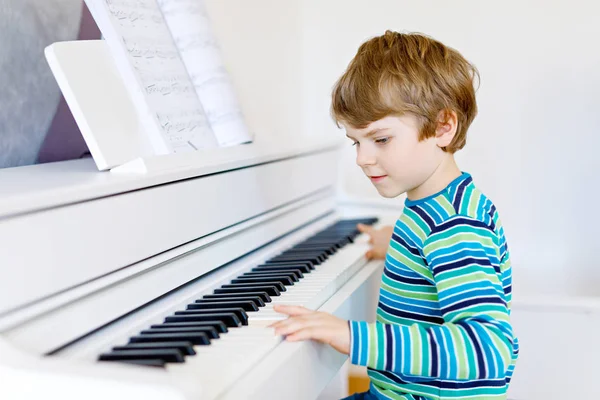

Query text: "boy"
[271, 30, 519, 399]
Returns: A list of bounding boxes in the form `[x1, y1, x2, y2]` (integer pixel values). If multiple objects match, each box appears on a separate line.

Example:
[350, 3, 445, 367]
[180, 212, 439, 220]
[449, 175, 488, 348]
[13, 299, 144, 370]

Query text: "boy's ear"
[435, 110, 458, 149]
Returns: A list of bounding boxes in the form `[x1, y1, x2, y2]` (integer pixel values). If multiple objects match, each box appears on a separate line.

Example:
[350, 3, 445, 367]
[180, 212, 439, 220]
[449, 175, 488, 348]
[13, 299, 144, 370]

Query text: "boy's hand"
[357, 223, 394, 260]
[270, 305, 350, 355]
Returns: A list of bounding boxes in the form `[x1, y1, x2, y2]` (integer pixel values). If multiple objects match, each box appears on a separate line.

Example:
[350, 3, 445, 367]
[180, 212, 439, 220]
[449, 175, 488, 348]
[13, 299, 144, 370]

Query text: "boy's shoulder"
[399, 173, 501, 241]
[443, 175, 499, 230]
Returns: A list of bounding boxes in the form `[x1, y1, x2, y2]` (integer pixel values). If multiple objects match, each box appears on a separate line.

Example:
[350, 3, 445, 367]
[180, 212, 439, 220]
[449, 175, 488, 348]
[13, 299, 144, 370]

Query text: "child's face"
[344, 115, 445, 199]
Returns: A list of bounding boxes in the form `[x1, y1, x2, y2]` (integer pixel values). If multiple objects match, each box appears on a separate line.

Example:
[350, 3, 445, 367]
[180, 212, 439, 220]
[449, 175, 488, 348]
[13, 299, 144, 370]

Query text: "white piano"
[0, 141, 399, 400]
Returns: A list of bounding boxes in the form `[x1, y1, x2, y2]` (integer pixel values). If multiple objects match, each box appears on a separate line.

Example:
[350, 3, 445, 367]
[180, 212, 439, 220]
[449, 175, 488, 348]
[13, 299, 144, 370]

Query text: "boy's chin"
[374, 185, 405, 199]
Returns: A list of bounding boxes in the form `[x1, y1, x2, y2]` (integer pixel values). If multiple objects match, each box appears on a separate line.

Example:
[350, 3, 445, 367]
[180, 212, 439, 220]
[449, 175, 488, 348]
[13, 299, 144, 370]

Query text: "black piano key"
[291, 245, 336, 255]
[254, 266, 310, 276]
[242, 270, 301, 280]
[279, 251, 327, 262]
[113, 341, 196, 356]
[204, 292, 272, 303]
[302, 233, 344, 239]
[282, 247, 329, 256]
[294, 240, 339, 246]
[309, 235, 352, 243]
[300, 245, 335, 252]
[241, 271, 300, 282]
[341, 220, 376, 227]
[281, 247, 328, 255]
[251, 268, 303, 278]
[300, 240, 343, 249]
[141, 327, 219, 339]
[221, 281, 286, 292]
[320, 225, 357, 231]
[164, 313, 242, 328]
[312, 229, 350, 234]
[216, 285, 281, 297]
[188, 300, 259, 312]
[311, 234, 354, 244]
[130, 332, 211, 346]
[154, 321, 228, 333]
[305, 236, 350, 244]
[340, 217, 377, 225]
[197, 296, 266, 307]
[268, 255, 322, 265]
[99, 349, 184, 363]
[264, 259, 316, 270]
[175, 308, 248, 326]
[232, 276, 294, 286]
[258, 262, 313, 272]
[101, 358, 166, 368]
[262, 260, 315, 269]
[320, 224, 359, 231]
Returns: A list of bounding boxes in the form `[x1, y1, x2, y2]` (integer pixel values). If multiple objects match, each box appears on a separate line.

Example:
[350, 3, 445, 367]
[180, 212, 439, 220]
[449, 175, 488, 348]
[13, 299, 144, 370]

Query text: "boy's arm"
[350, 216, 515, 380]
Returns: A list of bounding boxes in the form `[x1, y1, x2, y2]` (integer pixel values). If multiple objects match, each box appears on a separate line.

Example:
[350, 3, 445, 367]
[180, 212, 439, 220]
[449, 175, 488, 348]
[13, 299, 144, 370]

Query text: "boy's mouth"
[369, 175, 387, 183]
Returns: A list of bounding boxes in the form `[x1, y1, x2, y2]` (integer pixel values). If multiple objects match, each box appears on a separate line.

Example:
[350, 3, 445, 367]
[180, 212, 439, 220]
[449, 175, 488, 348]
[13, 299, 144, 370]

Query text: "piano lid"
[0, 138, 341, 219]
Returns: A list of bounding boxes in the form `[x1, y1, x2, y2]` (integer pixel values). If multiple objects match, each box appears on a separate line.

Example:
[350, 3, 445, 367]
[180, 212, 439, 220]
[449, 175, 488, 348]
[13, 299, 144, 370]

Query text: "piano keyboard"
[95, 217, 376, 399]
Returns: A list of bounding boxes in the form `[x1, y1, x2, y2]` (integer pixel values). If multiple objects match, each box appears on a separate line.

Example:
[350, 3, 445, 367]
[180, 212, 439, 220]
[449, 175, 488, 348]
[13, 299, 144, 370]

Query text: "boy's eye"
[375, 137, 389, 144]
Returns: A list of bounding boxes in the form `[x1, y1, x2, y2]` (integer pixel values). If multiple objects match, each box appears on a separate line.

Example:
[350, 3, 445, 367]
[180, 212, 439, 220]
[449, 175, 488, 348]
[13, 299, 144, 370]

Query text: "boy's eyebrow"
[346, 128, 385, 140]
[365, 128, 383, 137]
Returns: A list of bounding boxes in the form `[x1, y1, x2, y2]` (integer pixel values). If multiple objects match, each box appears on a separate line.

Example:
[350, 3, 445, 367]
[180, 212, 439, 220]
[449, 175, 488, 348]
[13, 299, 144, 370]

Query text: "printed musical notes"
[157, 0, 252, 146]
[85, 0, 252, 155]
[87, 0, 218, 154]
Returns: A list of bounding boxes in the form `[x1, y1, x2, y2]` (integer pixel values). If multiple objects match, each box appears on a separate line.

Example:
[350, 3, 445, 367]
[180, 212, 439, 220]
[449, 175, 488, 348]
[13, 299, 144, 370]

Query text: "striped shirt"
[349, 172, 519, 400]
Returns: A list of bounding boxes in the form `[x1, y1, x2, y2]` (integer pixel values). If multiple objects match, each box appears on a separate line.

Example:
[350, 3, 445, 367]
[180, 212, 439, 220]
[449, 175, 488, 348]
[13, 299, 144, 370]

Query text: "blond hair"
[331, 31, 479, 153]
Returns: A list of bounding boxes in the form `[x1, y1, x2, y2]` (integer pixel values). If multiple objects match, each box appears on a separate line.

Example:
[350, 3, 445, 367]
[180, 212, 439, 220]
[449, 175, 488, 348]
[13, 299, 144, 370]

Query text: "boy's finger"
[268, 318, 289, 329]
[285, 326, 317, 342]
[365, 250, 372, 259]
[286, 325, 332, 343]
[357, 223, 373, 235]
[274, 320, 307, 336]
[274, 315, 320, 336]
[270, 314, 303, 330]
[273, 304, 312, 316]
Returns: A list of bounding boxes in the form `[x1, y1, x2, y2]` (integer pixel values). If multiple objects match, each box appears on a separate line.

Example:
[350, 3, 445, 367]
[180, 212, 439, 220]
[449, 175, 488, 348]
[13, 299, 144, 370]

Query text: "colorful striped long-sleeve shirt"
[349, 172, 519, 400]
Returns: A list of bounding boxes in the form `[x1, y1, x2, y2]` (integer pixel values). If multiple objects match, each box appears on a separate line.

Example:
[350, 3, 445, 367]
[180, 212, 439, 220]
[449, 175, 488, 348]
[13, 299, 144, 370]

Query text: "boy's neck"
[406, 154, 462, 201]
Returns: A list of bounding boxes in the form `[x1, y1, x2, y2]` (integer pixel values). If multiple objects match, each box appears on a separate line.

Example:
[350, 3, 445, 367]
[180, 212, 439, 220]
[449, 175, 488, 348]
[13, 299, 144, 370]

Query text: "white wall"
[509, 301, 600, 399]
[208, 0, 600, 298]
[204, 0, 305, 141]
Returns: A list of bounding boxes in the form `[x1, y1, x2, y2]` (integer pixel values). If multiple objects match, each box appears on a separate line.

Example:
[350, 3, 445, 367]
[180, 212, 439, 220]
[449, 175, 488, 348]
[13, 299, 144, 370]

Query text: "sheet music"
[157, 0, 253, 147]
[86, 0, 218, 154]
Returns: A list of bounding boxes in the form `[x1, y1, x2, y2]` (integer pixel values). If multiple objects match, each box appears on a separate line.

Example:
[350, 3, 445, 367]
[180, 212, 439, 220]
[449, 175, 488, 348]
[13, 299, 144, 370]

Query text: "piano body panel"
[0, 149, 338, 318]
[0, 337, 188, 400]
[218, 261, 384, 400]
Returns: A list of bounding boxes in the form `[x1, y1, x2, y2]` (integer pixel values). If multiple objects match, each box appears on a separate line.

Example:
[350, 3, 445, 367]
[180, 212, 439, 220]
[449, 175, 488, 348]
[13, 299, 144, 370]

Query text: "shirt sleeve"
[348, 216, 515, 380]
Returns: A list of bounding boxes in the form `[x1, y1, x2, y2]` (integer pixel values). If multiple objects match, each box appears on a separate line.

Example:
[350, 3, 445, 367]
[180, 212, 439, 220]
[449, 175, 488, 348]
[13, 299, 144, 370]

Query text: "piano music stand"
[45, 40, 344, 175]
[46, 40, 266, 175]
[45, 40, 155, 172]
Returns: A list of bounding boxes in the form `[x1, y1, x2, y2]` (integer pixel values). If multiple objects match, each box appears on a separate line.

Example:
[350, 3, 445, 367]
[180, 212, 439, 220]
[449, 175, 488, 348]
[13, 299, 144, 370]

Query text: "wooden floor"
[348, 365, 370, 395]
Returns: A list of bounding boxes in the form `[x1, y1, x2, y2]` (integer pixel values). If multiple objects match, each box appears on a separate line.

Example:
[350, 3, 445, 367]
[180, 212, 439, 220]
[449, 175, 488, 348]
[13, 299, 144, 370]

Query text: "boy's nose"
[356, 148, 376, 167]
